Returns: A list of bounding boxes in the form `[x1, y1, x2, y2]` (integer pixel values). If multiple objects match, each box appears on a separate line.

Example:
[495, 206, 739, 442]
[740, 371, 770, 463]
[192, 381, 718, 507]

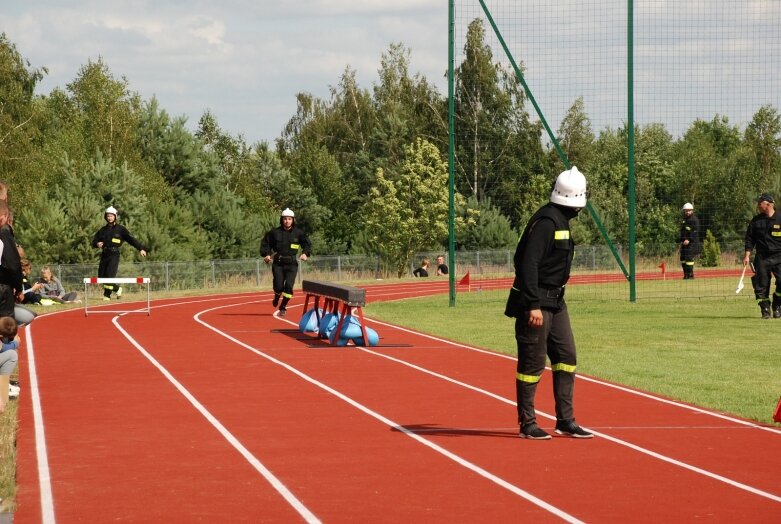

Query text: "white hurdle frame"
[82, 277, 151, 316]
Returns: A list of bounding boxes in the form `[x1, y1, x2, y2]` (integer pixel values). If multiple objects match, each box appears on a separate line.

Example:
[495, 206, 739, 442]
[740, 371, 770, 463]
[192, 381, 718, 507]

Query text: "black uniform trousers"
[272, 260, 299, 304]
[99, 250, 120, 297]
[751, 253, 781, 308]
[515, 304, 577, 427]
[680, 245, 696, 279]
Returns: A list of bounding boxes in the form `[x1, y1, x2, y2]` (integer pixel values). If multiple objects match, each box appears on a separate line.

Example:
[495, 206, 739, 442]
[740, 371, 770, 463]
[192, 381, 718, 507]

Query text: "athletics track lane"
[15, 284, 781, 522]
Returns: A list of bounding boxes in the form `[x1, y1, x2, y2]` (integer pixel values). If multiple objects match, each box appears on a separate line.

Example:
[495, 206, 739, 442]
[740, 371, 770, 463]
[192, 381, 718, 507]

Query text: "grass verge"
[364, 286, 781, 425]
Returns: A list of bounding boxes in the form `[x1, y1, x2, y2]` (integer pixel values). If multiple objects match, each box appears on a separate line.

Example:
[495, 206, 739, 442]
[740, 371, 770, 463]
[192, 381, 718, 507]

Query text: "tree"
[360, 138, 452, 276]
[744, 105, 781, 195]
[453, 19, 548, 228]
[0, 33, 47, 207]
[456, 196, 516, 250]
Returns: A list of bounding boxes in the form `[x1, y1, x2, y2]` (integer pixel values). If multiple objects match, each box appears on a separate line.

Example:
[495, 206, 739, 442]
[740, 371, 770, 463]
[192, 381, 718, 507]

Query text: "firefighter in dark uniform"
[505, 166, 593, 440]
[743, 193, 781, 319]
[91, 206, 147, 300]
[679, 202, 701, 279]
[260, 208, 311, 317]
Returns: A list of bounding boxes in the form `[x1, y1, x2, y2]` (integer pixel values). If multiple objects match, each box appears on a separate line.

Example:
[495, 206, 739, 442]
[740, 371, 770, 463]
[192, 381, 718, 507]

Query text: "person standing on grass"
[260, 208, 311, 318]
[504, 166, 593, 440]
[743, 193, 781, 319]
[91, 206, 147, 301]
[436, 255, 449, 276]
[679, 202, 701, 279]
[413, 257, 430, 277]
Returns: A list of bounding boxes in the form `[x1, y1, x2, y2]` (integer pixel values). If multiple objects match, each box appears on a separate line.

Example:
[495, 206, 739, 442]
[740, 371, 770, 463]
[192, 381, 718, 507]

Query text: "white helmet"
[105, 206, 119, 219]
[682, 202, 694, 211]
[550, 166, 587, 208]
[281, 208, 295, 218]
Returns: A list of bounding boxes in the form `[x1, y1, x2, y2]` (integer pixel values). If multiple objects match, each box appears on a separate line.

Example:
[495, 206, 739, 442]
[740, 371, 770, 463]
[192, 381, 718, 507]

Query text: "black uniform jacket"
[91, 223, 146, 257]
[260, 226, 311, 263]
[744, 211, 781, 257]
[505, 203, 575, 316]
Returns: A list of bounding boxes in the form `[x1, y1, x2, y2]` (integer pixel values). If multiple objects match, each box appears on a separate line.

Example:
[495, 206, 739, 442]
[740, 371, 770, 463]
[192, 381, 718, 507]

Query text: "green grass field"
[365, 281, 781, 425]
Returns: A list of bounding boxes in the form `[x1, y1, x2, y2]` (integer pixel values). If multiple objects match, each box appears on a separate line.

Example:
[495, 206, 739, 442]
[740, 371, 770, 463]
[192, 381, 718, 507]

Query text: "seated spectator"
[0, 316, 19, 413]
[39, 266, 78, 303]
[413, 257, 430, 277]
[20, 259, 44, 305]
[436, 255, 449, 276]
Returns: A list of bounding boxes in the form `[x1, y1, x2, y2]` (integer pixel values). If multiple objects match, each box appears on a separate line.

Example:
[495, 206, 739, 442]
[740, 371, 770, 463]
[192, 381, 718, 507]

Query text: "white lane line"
[352, 346, 781, 504]
[364, 315, 781, 435]
[270, 296, 781, 502]
[109, 315, 321, 524]
[195, 304, 585, 523]
[23, 293, 287, 523]
[23, 327, 56, 524]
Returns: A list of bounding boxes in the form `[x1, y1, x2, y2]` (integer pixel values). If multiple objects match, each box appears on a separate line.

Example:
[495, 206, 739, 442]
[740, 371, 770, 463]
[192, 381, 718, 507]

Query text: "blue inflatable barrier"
[319, 313, 339, 339]
[352, 326, 380, 347]
[298, 308, 323, 333]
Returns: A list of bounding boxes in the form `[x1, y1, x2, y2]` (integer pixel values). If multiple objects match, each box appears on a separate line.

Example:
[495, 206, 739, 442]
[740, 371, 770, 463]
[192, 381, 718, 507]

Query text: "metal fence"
[42, 241, 748, 303]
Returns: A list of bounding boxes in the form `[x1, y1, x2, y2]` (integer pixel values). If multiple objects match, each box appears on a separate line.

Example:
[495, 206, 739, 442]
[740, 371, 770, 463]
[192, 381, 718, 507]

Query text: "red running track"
[14, 281, 781, 522]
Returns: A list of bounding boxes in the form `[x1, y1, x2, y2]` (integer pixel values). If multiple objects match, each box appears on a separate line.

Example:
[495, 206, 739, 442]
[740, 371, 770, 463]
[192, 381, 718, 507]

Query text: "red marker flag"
[458, 271, 470, 286]
[658, 259, 667, 279]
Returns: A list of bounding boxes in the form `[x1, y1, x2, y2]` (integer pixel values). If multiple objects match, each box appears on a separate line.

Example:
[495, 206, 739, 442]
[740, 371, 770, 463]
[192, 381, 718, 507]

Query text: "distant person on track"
[504, 166, 593, 440]
[679, 202, 701, 279]
[91, 206, 147, 301]
[436, 255, 449, 276]
[743, 193, 781, 319]
[413, 257, 430, 277]
[260, 208, 311, 318]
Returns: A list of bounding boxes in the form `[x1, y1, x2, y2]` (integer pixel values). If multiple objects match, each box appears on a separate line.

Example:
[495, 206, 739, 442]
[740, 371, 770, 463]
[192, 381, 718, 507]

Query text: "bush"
[701, 229, 721, 267]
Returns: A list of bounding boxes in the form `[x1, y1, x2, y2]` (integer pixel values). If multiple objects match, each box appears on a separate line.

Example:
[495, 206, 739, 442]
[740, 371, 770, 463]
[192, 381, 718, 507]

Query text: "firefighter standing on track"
[260, 208, 311, 317]
[91, 206, 147, 300]
[679, 202, 701, 279]
[504, 166, 593, 440]
[743, 193, 781, 320]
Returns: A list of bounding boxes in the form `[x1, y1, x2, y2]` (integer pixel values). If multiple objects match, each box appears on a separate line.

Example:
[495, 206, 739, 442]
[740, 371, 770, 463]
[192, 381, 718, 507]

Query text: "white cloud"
[1, 1, 778, 144]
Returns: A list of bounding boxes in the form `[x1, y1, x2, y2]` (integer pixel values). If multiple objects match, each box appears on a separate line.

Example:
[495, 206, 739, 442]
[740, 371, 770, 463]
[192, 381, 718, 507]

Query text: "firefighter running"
[260, 208, 311, 317]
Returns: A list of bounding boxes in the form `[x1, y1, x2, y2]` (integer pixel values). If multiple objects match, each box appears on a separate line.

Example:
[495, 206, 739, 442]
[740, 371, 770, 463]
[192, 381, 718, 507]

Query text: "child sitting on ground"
[0, 316, 19, 412]
[39, 266, 78, 303]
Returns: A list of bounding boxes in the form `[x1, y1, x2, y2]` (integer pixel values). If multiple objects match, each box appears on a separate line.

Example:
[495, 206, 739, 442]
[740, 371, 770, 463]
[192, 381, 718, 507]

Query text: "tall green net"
[449, 0, 781, 302]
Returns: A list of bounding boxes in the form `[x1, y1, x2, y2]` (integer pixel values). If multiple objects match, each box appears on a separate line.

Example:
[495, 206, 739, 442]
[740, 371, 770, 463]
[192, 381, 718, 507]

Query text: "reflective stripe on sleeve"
[554, 231, 570, 240]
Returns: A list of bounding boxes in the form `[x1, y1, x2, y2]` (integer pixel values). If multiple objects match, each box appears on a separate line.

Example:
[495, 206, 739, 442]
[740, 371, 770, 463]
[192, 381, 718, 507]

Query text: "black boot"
[761, 304, 771, 320]
[773, 305, 781, 319]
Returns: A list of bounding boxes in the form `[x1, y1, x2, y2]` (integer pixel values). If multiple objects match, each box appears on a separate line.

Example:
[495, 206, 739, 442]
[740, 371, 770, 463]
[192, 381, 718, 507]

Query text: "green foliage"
[456, 196, 517, 250]
[453, 19, 549, 229]
[700, 229, 721, 267]
[0, 33, 47, 208]
[360, 138, 452, 276]
[1, 32, 780, 269]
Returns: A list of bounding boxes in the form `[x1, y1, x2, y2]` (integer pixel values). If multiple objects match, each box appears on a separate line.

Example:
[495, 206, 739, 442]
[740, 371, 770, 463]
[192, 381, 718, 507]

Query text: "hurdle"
[82, 277, 151, 316]
[301, 280, 368, 346]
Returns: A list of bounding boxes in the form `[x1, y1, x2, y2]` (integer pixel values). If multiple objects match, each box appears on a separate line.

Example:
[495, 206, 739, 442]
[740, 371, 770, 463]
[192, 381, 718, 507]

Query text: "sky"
[1, 0, 443, 145]
[2, 1, 779, 146]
